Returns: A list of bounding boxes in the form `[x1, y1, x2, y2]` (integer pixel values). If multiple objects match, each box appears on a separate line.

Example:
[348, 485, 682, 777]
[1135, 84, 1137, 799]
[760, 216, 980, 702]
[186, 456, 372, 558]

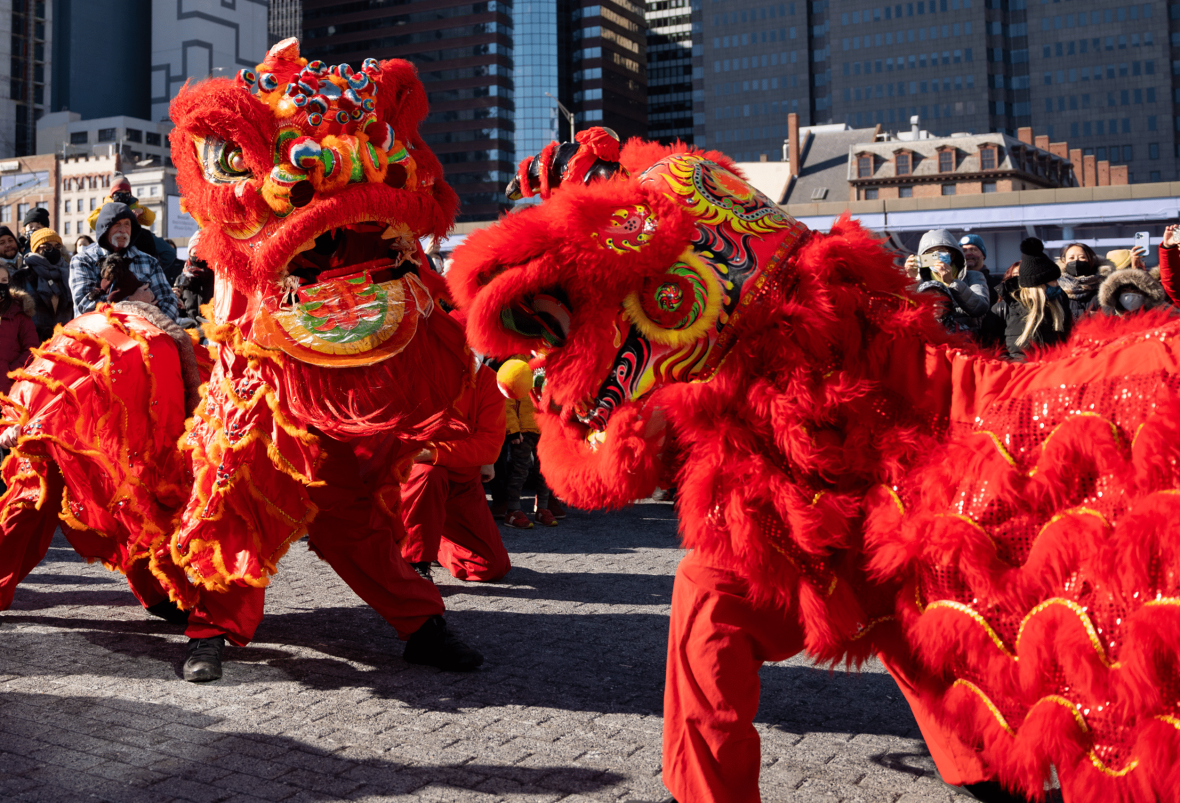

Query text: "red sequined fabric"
[871, 318, 1180, 800]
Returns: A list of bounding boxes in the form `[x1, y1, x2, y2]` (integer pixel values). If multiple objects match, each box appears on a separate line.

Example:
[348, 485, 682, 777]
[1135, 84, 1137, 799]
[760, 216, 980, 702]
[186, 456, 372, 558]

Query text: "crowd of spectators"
[905, 227, 1179, 361]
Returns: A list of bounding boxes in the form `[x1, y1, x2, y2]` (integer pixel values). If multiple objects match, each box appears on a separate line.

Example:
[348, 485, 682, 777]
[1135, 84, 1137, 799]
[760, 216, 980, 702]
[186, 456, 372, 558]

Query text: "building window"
[17, 203, 29, 221]
[64, 221, 70, 235]
[941, 184, 956, 196]
[938, 150, 955, 172]
[982, 182, 997, 193]
[89, 197, 97, 211]
[1150, 142, 1160, 160]
[64, 200, 70, 213]
[97, 128, 116, 142]
[864, 187, 879, 199]
[146, 132, 161, 146]
[126, 128, 142, 143]
[899, 186, 913, 198]
[896, 152, 912, 175]
[980, 148, 996, 170]
[69, 131, 88, 145]
[857, 155, 873, 177]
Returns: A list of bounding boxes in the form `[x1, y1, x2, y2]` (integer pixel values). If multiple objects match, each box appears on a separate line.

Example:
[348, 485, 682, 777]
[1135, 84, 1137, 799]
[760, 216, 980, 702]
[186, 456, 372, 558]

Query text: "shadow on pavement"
[0, 691, 627, 800]
[439, 565, 674, 606]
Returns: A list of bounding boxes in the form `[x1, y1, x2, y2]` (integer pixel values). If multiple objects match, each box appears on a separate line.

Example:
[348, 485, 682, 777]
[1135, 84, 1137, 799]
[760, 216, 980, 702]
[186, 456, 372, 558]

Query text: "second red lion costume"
[449, 129, 1180, 802]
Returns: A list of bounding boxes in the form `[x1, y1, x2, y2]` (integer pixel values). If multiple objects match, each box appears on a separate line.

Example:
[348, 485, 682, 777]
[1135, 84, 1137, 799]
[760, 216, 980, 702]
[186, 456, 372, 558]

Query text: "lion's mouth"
[282, 220, 421, 297]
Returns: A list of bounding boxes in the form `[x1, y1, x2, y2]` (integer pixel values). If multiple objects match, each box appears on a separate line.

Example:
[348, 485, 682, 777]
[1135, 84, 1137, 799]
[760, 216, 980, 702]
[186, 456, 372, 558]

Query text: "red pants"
[0, 469, 172, 612]
[186, 450, 446, 646]
[663, 551, 988, 803]
[400, 463, 510, 582]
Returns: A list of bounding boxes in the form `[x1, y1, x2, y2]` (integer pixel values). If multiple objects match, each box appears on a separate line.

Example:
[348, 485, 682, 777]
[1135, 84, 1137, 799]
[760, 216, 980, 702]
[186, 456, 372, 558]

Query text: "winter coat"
[173, 262, 215, 322]
[915, 267, 989, 334]
[980, 276, 1019, 351]
[1002, 289, 1074, 362]
[1056, 273, 1103, 321]
[1155, 245, 1180, 305]
[506, 395, 539, 435]
[14, 252, 73, 340]
[1097, 267, 1170, 315]
[0, 289, 41, 394]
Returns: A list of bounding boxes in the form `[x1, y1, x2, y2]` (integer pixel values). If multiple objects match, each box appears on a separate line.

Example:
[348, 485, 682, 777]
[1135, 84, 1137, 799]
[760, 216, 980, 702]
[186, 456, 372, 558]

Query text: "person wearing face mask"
[0, 264, 40, 395]
[1097, 260, 1169, 316]
[18, 207, 49, 255]
[14, 229, 74, 341]
[70, 202, 179, 322]
[1054, 242, 1106, 320]
[1003, 238, 1073, 362]
[903, 229, 990, 338]
[0, 226, 21, 276]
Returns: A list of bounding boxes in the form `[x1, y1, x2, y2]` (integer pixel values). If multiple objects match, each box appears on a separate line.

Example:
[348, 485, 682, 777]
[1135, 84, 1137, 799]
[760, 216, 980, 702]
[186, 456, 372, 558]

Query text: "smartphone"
[920, 252, 952, 270]
[1135, 231, 1151, 252]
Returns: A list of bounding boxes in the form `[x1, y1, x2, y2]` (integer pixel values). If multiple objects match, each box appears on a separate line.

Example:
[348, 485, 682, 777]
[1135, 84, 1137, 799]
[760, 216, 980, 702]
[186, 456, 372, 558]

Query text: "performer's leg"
[0, 470, 65, 611]
[881, 656, 990, 787]
[307, 481, 444, 639]
[526, 433, 552, 513]
[400, 463, 448, 565]
[662, 551, 805, 803]
[184, 584, 266, 647]
[435, 474, 511, 582]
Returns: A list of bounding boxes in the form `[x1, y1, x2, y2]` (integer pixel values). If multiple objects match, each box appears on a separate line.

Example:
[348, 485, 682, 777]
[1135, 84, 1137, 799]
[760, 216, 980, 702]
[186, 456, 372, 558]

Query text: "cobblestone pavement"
[0, 499, 977, 803]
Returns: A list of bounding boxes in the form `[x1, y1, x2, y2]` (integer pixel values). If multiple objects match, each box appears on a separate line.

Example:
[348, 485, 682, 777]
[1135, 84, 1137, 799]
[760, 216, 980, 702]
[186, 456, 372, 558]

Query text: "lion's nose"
[290, 180, 314, 208]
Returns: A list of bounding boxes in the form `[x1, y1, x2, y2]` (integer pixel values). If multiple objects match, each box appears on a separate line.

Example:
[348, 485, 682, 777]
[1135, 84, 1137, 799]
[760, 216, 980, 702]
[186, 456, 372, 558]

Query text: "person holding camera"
[904, 229, 989, 337]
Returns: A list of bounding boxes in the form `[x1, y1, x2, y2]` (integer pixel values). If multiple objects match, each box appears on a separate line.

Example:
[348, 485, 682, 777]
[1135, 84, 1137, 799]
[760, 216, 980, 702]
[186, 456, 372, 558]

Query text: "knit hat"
[1018, 237, 1061, 288]
[1105, 249, 1135, 271]
[22, 206, 49, 227]
[959, 234, 986, 258]
[29, 228, 62, 253]
[111, 174, 131, 191]
[0, 226, 14, 242]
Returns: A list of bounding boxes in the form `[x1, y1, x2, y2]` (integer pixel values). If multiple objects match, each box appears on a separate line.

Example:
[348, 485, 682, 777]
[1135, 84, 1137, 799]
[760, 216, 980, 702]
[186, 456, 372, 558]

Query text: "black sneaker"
[145, 599, 190, 625]
[410, 561, 433, 582]
[403, 615, 483, 671]
[183, 636, 225, 682]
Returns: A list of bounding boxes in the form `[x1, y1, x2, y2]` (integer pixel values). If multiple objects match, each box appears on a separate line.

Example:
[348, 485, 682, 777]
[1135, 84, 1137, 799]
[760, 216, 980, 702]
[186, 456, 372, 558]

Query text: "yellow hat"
[29, 228, 63, 253]
[1105, 249, 1134, 271]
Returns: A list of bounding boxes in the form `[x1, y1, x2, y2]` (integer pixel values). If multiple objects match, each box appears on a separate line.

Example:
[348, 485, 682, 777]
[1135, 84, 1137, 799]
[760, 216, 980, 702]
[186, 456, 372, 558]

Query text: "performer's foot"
[505, 509, 533, 529]
[403, 615, 484, 671]
[183, 636, 225, 682]
[410, 561, 433, 581]
[547, 498, 567, 519]
[961, 781, 1034, 803]
[145, 599, 189, 625]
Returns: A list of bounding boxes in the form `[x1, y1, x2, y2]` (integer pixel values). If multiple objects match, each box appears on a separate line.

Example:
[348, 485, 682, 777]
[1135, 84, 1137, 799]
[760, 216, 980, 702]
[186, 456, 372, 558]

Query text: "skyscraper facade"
[646, 0, 698, 144]
[573, 0, 648, 141]
[698, 0, 1178, 183]
[269, 0, 303, 47]
[302, 0, 517, 222]
[513, 0, 561, 162]
[4, 0, 52, 157]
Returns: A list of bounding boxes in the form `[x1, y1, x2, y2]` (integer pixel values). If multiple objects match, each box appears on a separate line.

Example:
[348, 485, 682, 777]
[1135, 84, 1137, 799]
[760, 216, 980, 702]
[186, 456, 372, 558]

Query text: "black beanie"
[0, 226, 13, 241]
[22, 206, 49, 227]
[1018, 237, 1060, 288]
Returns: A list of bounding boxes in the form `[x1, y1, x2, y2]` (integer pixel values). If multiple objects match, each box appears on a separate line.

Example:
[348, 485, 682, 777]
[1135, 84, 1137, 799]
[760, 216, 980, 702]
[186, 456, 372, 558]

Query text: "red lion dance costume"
[449, 130, 1180, 802]
[0, 39, 483, 679]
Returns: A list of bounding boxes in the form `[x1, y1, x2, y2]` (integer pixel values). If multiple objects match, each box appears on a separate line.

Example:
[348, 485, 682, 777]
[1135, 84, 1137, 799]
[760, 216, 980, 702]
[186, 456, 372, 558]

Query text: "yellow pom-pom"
[496, 358, 533, 400]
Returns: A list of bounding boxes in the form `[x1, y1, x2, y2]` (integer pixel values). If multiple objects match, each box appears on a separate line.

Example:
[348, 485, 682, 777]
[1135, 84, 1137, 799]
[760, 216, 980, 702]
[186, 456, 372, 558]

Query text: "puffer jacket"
[14, 252, 73, 340]
[0, 288, 41, 394]
[1002, 289, 1073, 362]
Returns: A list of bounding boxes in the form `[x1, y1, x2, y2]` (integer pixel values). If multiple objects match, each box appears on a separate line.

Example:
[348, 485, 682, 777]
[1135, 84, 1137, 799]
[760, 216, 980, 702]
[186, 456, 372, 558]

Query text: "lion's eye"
[194, 136, 251, 184]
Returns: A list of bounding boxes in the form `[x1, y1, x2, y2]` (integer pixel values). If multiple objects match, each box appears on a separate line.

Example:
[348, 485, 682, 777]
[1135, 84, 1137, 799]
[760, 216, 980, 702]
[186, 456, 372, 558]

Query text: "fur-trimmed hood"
[2, 287, 36, 319]
[1098, 266, 1168, 313]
